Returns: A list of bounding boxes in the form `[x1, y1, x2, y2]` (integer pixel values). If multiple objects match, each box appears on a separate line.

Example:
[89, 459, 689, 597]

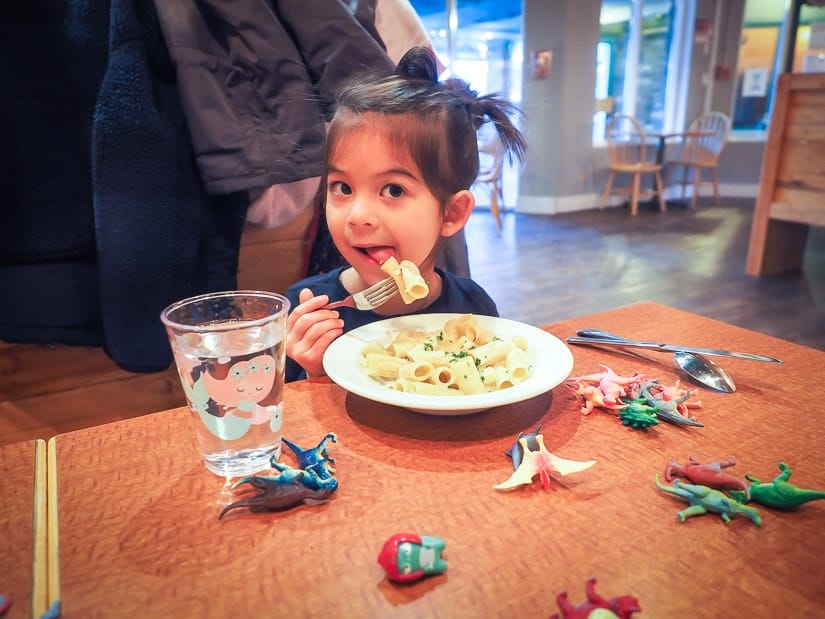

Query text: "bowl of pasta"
[322, 313, 574, 415]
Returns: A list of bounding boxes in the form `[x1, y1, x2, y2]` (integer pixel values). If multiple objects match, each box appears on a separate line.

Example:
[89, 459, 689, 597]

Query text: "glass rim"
[160, 289, 290, 332]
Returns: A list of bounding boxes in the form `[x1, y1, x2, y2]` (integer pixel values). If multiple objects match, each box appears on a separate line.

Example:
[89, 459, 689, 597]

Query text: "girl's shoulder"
[285, 267, 347, 298]
[431, 270, 498, 317]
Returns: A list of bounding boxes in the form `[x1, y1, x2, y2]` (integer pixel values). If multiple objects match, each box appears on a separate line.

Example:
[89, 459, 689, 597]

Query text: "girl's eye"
[380, 184, 405, 199]
[329, 181, 352, 196]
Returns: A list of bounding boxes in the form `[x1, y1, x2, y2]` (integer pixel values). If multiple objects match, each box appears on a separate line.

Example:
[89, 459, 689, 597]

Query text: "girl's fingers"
[287, 294, 334, 334]
[296, 317, 344, 353]
[303, 327, 344, 374]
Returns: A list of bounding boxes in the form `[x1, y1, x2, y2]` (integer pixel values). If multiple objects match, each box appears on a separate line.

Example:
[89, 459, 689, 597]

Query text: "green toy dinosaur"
[654, 474, 762, 527]
[730, 462, 825, 510]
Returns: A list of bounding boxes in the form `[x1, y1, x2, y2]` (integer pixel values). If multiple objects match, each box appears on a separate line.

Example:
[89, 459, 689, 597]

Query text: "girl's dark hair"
[324, 46, 527, 209]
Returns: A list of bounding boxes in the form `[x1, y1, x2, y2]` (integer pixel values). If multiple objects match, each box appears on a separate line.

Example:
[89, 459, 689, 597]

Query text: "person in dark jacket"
[284, 47, 527, 381]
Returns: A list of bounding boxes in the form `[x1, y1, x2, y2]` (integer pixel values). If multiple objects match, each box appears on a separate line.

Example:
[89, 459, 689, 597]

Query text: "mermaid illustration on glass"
[177, 348, 284, 442]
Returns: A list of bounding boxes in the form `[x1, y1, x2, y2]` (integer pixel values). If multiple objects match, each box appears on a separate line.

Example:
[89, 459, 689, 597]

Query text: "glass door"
[409, 0, 524, 211]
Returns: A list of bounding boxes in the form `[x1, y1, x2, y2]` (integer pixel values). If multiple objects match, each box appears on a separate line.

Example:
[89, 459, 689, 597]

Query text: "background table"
[53, 303, 825, 618]
[0, 440, 39, 619]
[649, 129, 712, 165]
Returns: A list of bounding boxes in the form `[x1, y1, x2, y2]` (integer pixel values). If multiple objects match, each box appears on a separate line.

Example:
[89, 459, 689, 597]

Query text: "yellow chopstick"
[47, 436, 61, 616]
[32, 438, 48, 618]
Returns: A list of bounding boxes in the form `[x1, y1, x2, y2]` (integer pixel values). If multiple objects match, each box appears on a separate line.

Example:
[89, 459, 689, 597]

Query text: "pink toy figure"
[645, 380, 702, 415]
[664, 456, 748, 492]
[567, 365, 643, 408]
[572, 382, 626, 415]
[549, 577, 641, 619]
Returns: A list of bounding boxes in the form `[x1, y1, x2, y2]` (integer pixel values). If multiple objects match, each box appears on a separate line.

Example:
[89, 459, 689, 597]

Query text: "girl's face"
[325, 122, 449, 286]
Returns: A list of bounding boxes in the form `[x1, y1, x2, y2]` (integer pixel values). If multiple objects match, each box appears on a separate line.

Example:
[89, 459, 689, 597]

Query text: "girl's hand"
[286, 288, 345, 378]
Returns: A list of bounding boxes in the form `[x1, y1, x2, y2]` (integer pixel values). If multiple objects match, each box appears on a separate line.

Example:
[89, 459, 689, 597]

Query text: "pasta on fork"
[380, 257, 429, 304]
[361, 314, 532, 395]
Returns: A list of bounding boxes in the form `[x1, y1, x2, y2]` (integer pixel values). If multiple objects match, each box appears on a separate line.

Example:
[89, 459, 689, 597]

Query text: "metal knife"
[566, 329, 783, 363]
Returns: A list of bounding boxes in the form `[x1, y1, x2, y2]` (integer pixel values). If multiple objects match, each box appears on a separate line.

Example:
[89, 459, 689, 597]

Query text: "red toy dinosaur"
[549, 577, 641, 619]
[664, 455, 748, 493]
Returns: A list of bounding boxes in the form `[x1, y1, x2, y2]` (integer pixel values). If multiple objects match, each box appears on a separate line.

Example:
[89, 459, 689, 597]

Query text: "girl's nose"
[346, 195, 376, 227]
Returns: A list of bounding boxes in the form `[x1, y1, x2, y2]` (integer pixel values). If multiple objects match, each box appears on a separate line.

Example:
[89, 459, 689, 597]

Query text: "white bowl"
[322, 313, 574, 415]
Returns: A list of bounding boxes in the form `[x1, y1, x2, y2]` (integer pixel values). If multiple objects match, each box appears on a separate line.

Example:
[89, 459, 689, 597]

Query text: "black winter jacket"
[154, 0, 395, 194]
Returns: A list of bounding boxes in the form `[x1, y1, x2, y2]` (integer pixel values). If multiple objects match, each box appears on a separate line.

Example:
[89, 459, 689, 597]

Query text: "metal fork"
[323, 276, 399, 310]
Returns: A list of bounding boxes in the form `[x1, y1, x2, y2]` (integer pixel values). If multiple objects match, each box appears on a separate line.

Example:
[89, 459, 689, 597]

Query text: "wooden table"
[50, 303, 825, 618]
[635, 130, 712, 209]
[0, 440, 41, 619]
[648, 130, 712, 165]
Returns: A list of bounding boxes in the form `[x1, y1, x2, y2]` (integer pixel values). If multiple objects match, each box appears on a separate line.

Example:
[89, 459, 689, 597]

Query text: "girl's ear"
[440, 190, 475, 237]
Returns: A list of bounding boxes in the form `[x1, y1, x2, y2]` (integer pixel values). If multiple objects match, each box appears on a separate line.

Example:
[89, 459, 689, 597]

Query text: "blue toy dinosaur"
[282, 432, 338, 480]
[219, 433, 340, 518]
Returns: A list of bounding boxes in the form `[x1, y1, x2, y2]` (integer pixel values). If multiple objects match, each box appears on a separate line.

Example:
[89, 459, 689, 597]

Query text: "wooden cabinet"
[746, 73, 825, 276]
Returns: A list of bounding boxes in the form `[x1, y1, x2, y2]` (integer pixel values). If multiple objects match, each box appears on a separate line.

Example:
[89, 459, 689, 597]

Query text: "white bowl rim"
[322, 313, 574, 415]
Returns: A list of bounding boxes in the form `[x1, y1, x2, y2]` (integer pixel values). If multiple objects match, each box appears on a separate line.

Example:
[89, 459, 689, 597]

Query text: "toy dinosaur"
[0, 594, 11, 616]
[643, 379, 702, 414]
[495, 434, 595, 491]
[567, 365, 643, 408]
[573, 382, 620, 415]
[617, 401, 659, 429]
[549, 577, 641, 619]
[664, 456, 747, 492]
[729, 462, 825, 510]
[235, 459, 338, 492]
[654, 474, 762, 526]
[282, 432, 337, 481]
[218, 474, 336, 518]
[636, 383, 703, 427]
[220, 433, 340, 518]
[377, 533, 447, 584]
[504, 423, 543, 469]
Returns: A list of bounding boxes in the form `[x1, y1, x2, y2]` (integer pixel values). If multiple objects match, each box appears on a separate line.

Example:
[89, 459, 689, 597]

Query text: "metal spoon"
[569, 329, 736, 393]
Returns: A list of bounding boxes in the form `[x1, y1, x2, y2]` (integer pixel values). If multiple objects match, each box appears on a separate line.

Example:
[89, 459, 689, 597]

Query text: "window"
[410, 0, 524, 207]
[732, 0, 825, 132]
[594, 1, 682, 144]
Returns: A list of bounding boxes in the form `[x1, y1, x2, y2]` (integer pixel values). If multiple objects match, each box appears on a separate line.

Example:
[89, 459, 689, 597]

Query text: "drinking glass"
[161, 291, 290, 477]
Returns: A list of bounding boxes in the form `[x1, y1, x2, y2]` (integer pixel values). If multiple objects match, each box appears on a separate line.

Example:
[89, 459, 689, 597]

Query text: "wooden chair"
[601, 114, 666, 216]
[665, 111, 730, 208]
[474, 131, 506, 232]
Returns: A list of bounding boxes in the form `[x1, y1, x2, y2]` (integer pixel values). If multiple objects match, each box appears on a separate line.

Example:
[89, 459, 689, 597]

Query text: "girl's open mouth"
[356, 246, 396, 265]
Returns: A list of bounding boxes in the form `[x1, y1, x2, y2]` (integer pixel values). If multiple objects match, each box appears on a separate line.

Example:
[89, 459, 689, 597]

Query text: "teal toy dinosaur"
[730, 462, 825, 510]
[654, 474, 762, 527]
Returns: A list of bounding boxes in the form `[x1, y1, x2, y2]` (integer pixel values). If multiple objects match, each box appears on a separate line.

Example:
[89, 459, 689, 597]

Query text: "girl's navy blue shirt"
[284, 267, 498, 382]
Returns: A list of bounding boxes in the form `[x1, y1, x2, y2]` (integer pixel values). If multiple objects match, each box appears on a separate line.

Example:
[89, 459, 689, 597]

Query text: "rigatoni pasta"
[361, 314, 533, 395]
[380, 257, 429, 304]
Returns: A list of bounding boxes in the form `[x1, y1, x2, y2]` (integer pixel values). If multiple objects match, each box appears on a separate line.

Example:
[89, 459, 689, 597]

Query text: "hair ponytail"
[474, 96, 527, 164]
[395, 47, 439, 84]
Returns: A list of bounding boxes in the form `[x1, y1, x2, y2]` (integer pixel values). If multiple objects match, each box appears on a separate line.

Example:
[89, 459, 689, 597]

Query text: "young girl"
[284, 46, 526, 382]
